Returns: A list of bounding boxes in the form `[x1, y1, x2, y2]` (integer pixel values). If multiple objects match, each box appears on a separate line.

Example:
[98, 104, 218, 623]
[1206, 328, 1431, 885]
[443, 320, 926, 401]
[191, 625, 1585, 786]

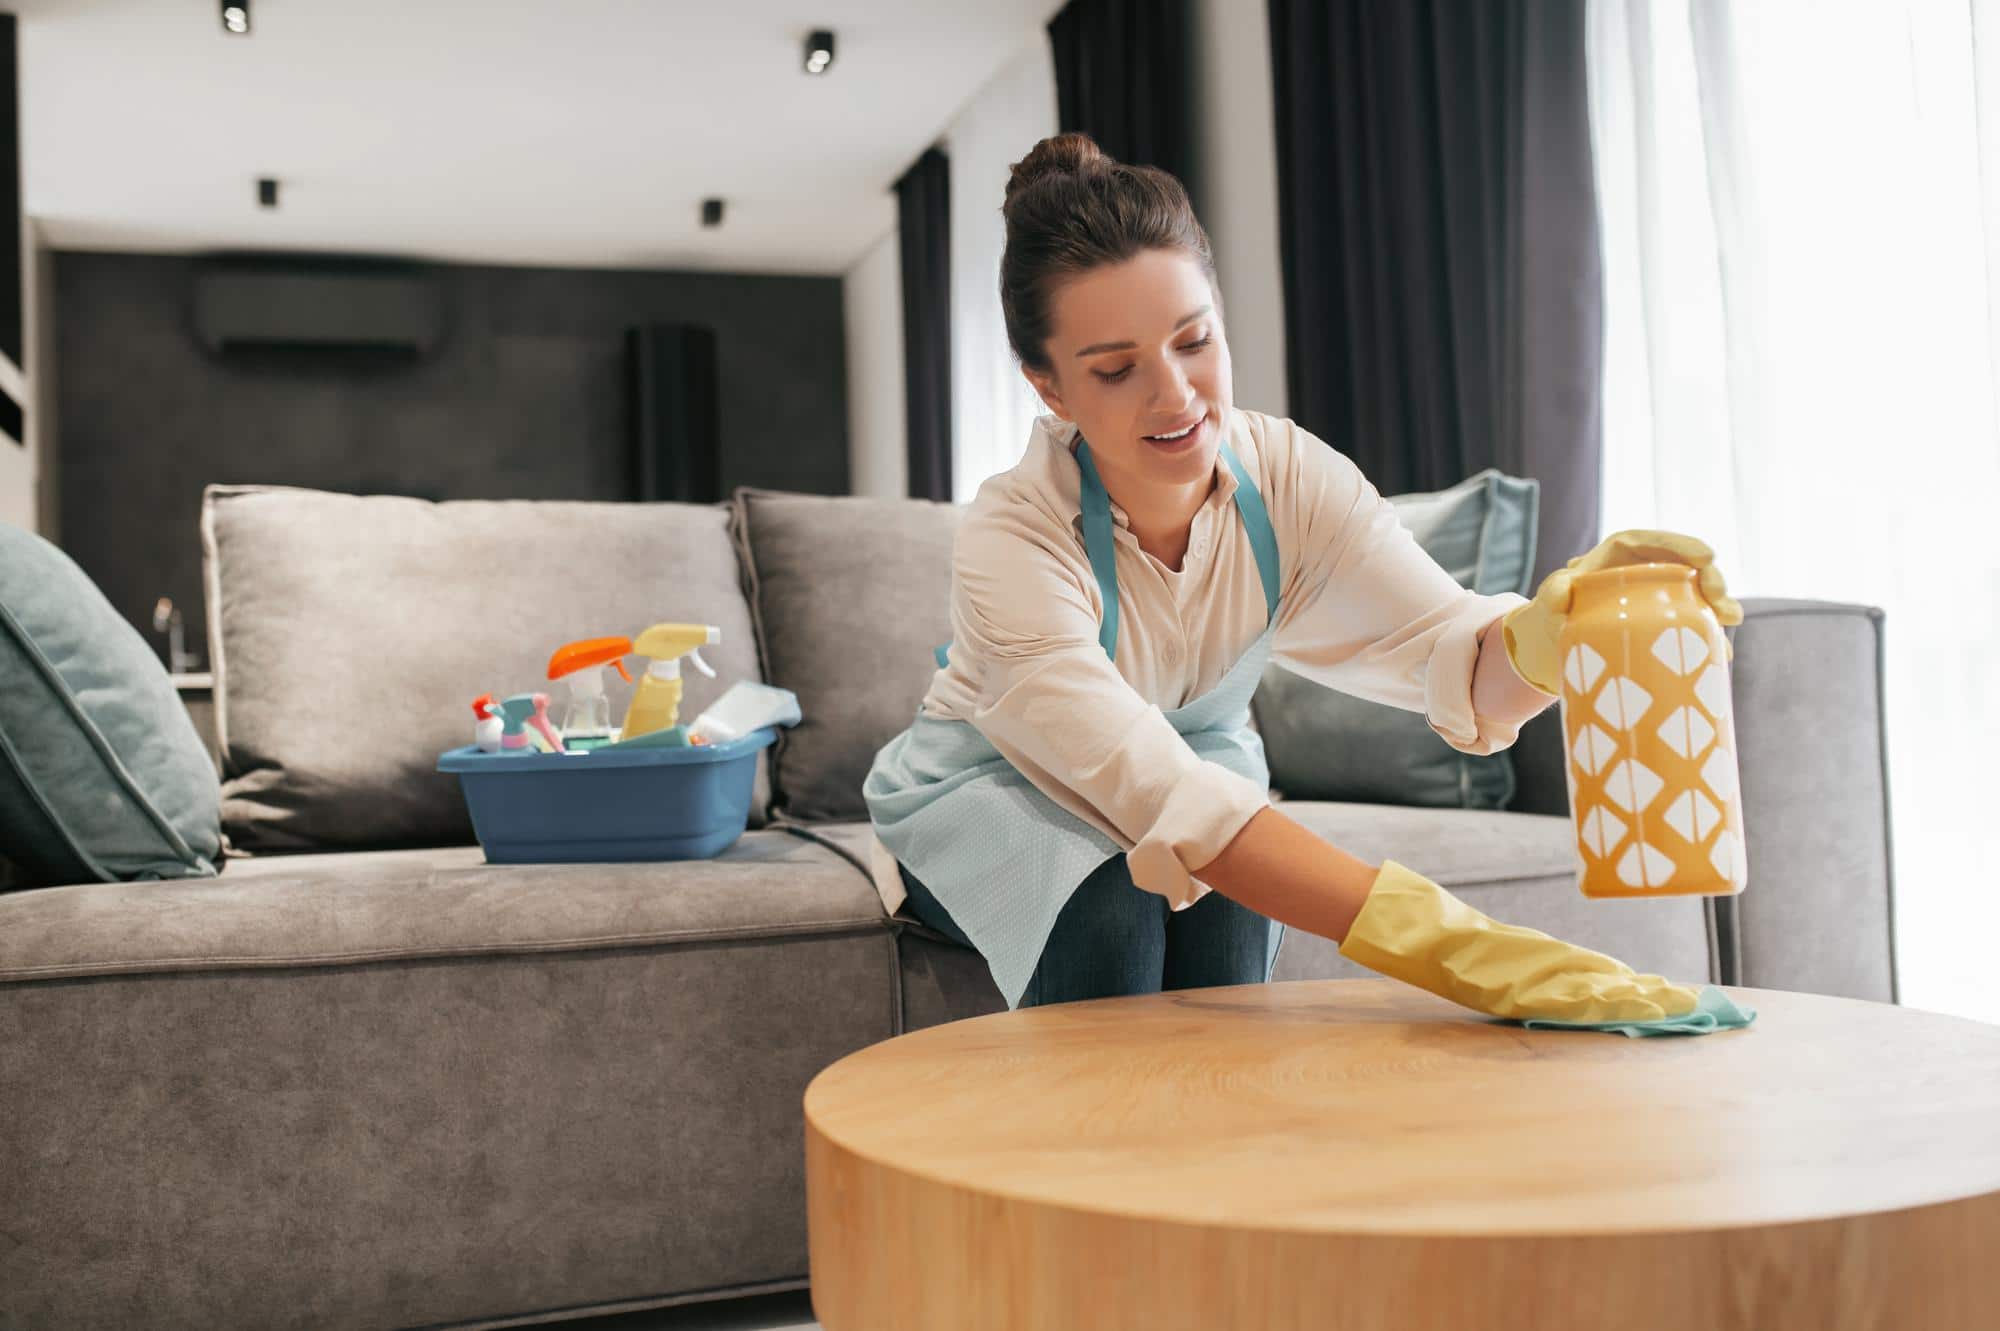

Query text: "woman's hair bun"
[1005, 132, 1111, 205]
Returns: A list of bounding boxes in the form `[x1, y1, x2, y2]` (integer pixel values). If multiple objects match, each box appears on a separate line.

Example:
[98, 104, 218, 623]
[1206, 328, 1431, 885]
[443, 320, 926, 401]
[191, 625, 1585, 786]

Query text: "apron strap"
[1220, 441, 1283, 623]
[1072, 441, 1123, 661]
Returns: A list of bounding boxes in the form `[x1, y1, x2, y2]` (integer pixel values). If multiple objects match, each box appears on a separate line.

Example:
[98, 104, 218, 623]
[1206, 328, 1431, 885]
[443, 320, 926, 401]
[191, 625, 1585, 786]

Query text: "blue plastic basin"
[436, 727, 777, 864]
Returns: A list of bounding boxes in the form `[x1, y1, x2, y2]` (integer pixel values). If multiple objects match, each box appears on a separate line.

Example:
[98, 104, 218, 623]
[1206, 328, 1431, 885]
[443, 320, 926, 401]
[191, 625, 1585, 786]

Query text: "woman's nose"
[1150, 358, 1196, 409]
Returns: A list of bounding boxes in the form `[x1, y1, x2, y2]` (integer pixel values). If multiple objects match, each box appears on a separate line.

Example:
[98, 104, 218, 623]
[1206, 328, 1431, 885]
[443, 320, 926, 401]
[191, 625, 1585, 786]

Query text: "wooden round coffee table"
[804, 979, 2000, 1330]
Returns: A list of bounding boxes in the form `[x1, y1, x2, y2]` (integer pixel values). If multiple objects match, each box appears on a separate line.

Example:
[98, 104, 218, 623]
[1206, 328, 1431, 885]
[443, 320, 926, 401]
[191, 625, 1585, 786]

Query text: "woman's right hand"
[1337, 860, 1702, 1024]
[1501, 528, 1744, 698]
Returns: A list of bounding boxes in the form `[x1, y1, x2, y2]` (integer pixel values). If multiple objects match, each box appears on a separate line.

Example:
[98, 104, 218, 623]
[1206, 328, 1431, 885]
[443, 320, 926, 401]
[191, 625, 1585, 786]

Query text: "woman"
[864, 133, 1743, 1026]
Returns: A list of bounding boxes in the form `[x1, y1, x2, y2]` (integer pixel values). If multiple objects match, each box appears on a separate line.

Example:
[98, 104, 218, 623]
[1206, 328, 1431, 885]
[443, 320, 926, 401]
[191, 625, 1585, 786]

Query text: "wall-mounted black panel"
[192, 256, 443, 354]
[626, 323, 719, 504]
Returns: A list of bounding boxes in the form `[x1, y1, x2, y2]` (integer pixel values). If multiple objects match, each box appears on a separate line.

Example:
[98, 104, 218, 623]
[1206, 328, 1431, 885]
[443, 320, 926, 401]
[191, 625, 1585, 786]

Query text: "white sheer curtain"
[1587, 0, 2000, 1024]
[946, 33, 1060, 504]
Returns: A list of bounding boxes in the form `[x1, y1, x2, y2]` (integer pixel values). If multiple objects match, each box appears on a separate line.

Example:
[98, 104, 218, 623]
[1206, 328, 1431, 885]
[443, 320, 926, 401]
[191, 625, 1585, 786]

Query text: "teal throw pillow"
[0, 522, 221, 889]
[1251, 466, 1540, 809]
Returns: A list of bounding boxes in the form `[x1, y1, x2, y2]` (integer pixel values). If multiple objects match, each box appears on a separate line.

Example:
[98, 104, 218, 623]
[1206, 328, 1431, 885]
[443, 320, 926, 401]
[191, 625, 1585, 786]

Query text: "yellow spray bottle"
[621, 622, 721, 741]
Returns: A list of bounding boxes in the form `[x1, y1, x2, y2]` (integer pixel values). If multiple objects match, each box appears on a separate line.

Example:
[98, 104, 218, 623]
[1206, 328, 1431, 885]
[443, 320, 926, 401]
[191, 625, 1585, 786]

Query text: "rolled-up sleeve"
[953, 508, 1268, 909]
[1267, 423, 1531, 757]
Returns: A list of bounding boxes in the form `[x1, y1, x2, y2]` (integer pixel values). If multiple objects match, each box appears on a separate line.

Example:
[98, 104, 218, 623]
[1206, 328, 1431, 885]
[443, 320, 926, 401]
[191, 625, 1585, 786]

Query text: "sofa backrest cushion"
[0, 521, 221, 889]
[203, 486, 764, 852]
[1252, 466, 1540, 808]
[732, 489, 959, 822]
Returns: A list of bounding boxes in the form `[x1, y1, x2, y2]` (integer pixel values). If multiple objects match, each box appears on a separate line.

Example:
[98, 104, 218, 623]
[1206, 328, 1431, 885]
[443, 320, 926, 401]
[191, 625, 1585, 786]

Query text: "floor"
[561, 1290, 821, 1331]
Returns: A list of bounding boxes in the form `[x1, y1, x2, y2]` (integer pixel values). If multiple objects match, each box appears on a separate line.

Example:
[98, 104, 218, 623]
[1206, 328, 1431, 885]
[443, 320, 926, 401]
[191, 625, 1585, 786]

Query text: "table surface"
[805, 978, 2000, 1238]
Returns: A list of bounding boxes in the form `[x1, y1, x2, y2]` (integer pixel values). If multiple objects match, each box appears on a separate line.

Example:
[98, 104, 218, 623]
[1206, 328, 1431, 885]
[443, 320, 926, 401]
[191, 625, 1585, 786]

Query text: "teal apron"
[863, 437, 1286, 1010]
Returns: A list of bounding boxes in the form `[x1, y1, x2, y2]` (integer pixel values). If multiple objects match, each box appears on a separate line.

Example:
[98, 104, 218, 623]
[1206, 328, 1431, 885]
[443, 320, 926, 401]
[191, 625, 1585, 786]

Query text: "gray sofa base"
[0, 832, 892, 1331]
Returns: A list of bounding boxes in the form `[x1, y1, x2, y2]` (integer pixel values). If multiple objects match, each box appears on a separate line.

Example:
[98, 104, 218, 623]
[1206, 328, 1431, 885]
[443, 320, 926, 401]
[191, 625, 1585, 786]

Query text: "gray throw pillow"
[1251, 467, 1540, 809]
[732, 490, 961, 822]
[0, 522, 221, 889]
[203, 486, 765, 852]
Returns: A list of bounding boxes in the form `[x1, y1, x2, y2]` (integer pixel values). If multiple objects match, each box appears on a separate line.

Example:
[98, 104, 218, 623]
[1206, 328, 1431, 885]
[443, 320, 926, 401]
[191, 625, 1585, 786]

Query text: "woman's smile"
[1143, 411, 1209, 454]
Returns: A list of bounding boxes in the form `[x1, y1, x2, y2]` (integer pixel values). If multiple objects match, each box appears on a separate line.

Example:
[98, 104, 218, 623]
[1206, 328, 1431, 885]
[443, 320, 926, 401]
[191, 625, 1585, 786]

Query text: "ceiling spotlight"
[220, 0, 250, 34]
[803, 29, 834, 75]
[257, 177, 279, 209]
[701, 198, 724, 228]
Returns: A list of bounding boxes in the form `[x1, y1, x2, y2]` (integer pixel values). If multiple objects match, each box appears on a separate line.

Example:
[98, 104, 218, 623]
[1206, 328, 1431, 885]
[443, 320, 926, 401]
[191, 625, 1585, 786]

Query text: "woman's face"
[1023, 247, 1233, 494]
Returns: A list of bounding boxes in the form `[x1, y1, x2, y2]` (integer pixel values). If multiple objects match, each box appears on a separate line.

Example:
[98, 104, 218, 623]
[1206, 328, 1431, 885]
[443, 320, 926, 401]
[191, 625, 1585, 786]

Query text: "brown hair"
[1000, 132, 1219, 373]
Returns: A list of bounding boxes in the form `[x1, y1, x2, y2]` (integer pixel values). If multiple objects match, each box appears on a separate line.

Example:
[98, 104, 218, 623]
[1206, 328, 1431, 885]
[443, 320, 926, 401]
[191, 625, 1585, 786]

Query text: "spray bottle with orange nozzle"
[547, 636, 635, 751]
[620, 622, 720, 742]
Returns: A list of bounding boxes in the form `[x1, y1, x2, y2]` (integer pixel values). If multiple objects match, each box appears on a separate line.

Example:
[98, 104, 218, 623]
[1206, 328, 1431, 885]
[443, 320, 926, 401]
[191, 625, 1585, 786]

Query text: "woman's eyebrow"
[1073, 305, 1212, 357]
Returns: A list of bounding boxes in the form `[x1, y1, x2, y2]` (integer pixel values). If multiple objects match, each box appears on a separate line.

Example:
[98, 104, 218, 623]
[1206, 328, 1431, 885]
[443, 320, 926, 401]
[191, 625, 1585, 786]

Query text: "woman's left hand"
[1501, 529, 1744, 696]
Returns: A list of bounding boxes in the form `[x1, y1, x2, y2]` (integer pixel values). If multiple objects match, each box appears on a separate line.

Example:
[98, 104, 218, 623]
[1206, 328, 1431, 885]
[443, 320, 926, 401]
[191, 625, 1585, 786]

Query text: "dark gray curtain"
[1048, 0, 1192, 181]
[895, 147, 952, 502]
[1267, 0, 1602, 585]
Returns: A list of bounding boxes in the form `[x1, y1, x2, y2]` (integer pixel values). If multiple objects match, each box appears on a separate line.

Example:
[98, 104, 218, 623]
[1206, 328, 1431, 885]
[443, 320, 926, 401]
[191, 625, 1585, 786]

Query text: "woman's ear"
[1022, 364, 1069, 421]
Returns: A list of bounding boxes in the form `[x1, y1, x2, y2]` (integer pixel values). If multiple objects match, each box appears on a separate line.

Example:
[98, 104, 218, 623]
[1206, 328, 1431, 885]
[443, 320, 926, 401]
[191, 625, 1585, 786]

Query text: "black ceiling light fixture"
[220, 0, 250, 35]
[700, 198, 724, 228]
[257, 177, 278, 209]
[803, 29, 834, 75]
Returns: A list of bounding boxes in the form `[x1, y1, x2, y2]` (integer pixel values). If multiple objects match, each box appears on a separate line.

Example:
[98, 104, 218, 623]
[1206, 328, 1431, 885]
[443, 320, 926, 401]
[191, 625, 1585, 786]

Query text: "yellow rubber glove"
[1500, 529, 1745, 697]
[1337, 860, 1702, 1023]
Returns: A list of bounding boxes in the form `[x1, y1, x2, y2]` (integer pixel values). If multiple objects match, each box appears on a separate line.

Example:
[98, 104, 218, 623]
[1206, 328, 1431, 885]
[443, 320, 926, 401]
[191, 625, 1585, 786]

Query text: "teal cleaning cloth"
[1510, 986, 1757, 1038]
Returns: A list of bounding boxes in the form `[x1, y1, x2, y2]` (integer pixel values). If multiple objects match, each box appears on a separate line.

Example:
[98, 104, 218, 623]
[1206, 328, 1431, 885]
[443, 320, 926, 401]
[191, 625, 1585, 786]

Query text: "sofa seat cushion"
[0, 830, 882, 985]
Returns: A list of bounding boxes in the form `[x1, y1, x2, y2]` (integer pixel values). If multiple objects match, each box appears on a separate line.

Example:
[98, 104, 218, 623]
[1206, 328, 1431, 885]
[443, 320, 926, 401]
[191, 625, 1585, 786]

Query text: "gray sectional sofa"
[0, 484, 1900, 1330]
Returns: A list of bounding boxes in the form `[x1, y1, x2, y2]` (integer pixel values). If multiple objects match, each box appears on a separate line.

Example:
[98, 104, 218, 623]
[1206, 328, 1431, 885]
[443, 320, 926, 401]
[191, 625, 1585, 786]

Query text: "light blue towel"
[1510, 985, 1757, 1038]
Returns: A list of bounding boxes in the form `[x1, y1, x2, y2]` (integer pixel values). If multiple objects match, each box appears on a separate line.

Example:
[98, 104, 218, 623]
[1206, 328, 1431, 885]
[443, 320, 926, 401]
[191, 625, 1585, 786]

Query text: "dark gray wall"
[52, 250, 848, 663]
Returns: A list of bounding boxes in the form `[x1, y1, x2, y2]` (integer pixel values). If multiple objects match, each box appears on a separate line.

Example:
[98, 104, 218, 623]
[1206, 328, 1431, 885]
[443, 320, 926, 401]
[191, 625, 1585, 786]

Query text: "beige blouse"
[866, 407, 1530, 917]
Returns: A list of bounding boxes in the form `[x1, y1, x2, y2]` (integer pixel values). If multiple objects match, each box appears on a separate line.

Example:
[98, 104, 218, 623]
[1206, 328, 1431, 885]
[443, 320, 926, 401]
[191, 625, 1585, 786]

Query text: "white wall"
[844, 227, 907, 498]
[1189, 0, 1289, 420]
[0, 217, 47, 533]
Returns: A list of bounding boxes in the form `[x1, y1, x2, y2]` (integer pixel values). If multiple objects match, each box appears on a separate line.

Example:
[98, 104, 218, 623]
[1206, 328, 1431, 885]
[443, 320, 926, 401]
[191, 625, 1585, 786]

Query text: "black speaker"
[625, 323, 720, 503]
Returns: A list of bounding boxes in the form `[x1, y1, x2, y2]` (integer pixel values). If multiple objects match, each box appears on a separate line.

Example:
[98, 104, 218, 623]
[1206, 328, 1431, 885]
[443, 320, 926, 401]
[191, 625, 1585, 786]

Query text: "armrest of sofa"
[1508, 596, 1900, 1001]
[1719, 597, 1899, 1002]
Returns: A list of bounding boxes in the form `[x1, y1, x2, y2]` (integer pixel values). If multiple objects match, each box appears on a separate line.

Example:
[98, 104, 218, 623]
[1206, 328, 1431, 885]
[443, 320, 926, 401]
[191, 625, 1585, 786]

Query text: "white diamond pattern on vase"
[1657, 705, 1716, 759]
[1701, 746, 1737, 801]
[1601, 758, 1664, 814]
[1571, 723, 1620, 776]
[1662, 787, 1722, 844]
[1651, 625, 1710, 674]
[1593, 676, 1653, 729]
[1617, 840, 1678, 889]
[1580, 805, 1629, 857]
[1564, 642, 1607, 694]
[1693, 660, 1730, 719]
[1710, 827, 1746, 886]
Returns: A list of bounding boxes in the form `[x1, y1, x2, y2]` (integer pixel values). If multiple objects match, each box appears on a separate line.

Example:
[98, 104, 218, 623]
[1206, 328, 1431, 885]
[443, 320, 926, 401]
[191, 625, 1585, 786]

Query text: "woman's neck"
[1113, 471, 1215, 572]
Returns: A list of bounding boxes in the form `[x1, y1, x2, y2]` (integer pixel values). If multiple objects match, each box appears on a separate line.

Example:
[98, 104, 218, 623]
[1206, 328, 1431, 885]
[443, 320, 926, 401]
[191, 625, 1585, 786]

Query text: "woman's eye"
[1092, 336, 1209, 383]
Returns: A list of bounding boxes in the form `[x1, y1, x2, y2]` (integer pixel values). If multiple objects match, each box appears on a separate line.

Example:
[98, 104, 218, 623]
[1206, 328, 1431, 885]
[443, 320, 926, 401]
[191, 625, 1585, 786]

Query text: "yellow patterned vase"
[1559, 562, 1749, 899]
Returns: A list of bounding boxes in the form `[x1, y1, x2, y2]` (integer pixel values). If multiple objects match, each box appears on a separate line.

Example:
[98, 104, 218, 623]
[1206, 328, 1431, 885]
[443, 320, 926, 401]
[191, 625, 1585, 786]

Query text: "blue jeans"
[899, 855, 1285, 1008]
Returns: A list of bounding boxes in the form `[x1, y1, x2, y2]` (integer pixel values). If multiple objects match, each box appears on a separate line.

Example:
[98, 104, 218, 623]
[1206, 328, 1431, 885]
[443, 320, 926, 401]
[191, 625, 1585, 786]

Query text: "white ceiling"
[13, 0, 1064, 275]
